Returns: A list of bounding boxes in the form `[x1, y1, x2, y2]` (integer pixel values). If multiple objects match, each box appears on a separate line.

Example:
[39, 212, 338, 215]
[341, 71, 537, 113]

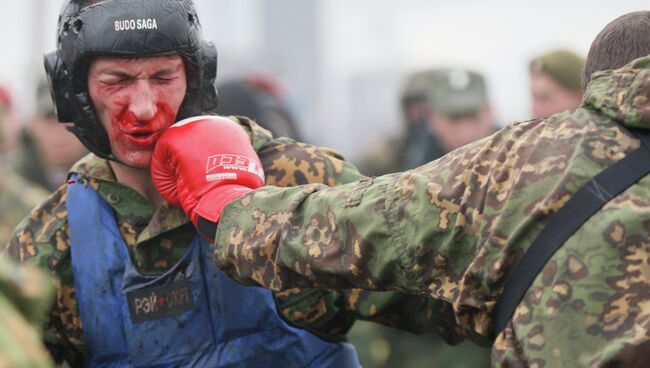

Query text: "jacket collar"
[583, 54, 650, 130]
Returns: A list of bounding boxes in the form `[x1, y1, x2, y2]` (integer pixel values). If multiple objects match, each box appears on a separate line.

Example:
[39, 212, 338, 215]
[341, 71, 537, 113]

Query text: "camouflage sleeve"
[0, 255, 55, 367]
[213, 173, 451, 298]
[4, 188, 86, 366]
[213, 123, 529, 340]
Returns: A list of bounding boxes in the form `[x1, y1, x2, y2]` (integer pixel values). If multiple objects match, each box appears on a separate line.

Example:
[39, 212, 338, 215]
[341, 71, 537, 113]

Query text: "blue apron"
[67, 175, 359, 367]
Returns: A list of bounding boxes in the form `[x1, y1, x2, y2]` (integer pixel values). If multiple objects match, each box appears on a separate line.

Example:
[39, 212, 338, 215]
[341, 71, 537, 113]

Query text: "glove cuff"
[197, 216, 219, 243]
[192, 184, 253, 237]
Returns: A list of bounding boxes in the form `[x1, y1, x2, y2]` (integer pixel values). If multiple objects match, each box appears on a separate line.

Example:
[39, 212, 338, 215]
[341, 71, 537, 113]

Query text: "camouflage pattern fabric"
[5, 116, 430, 365]
[213, 56, 650, 367]
[0, 254, 54, 368]
[0, 166, 48, 247]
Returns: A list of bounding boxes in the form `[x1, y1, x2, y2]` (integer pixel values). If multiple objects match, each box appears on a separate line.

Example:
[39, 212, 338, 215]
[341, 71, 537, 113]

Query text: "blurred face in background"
[29, 113, 87, 167]
[530, 71, 583, 119]
[403, 97, 430, 127]
[428, 105, 495, 151]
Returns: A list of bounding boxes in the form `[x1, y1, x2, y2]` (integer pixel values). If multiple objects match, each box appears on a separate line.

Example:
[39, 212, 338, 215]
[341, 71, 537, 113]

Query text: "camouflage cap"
[530, 49, 585, 92]
[401, 70, 435, 105]
[402, 68, 489, 116]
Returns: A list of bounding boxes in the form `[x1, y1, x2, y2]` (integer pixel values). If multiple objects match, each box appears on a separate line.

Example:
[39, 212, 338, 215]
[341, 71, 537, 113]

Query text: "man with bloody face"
[5, 0, 368, 366]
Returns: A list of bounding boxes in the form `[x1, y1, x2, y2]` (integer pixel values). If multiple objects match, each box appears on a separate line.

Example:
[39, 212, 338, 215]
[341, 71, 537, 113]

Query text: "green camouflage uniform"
[213, 56, 650, 367]
[0, 254, 54, 368]
[5, 116, 432, 365]
[0, 166, 48, 247]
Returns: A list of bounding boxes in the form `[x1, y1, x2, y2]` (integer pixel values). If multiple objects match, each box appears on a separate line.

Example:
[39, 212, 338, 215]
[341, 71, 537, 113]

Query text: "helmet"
[44, 0, 218, 160]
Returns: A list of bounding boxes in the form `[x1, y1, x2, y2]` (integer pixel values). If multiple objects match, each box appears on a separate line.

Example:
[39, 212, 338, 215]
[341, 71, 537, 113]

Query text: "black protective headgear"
[44, 0, 218, 160]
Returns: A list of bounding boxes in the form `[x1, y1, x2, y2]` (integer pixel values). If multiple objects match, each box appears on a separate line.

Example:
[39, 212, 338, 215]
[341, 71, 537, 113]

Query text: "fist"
[151, 116, 265, 233]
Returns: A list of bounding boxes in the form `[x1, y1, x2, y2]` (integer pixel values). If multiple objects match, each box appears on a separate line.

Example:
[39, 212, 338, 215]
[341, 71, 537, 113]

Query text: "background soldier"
[358, 68, 497, 176]
[0, 84, 48, 246]
[529, 49, 585, 119]
[13, 78, 87, 191]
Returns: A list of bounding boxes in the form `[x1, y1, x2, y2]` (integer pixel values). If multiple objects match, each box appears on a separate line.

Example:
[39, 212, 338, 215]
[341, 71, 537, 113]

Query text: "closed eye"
[153, 75, 179, 83]
[152, 69, 181, 83]
[100, 71, 134, 86]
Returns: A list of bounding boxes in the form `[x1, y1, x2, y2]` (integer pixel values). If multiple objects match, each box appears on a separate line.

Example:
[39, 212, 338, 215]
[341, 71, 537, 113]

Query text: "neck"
[109, 162, 164, 208]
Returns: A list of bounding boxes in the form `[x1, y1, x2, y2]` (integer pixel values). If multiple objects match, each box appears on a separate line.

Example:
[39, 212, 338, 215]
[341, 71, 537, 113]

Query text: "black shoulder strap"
[493, 128, 650, 337]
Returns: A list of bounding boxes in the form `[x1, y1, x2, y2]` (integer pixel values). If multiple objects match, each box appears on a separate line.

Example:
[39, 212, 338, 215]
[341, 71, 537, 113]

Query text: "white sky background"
[1, 0, 649, 160]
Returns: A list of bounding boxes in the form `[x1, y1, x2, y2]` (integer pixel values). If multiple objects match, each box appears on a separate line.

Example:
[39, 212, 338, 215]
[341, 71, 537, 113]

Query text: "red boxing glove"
[151, 116, 265, 237]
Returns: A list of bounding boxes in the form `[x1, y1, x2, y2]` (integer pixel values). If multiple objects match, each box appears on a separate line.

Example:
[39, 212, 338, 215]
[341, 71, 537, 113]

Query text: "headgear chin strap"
[44, 0, 218, 161]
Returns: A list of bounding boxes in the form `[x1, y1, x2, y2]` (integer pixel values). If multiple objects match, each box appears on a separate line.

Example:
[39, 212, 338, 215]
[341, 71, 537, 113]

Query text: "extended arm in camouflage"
[213, 127, 513, 340]
[234, 116, 453, 338]
[214, 107, 642, 346]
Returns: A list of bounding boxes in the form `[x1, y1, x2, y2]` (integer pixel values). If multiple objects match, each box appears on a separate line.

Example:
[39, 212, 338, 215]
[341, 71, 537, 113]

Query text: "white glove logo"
[205, 154, 265, 182]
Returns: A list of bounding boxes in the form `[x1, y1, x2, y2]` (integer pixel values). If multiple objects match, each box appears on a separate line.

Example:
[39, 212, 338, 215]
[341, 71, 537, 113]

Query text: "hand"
[151, 116, 265, 237]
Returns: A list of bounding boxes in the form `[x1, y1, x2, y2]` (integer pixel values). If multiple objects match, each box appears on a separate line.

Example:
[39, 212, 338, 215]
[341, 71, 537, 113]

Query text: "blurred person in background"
[215, 75, 302, 140]
[13, 77, 87, 191]
[356, 70, 431, 175]
[0, 83, 48, 246]
[529, 49, 585, 119]
[358, 68, 497, 176]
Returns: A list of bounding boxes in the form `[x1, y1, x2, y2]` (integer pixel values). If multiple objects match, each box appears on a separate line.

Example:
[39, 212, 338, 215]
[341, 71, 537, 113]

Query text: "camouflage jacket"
[6, 117, 409, 365]
[0, 254, 54, 368]
[213, 57, 650, 367]
[0, 166, 48, 246]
